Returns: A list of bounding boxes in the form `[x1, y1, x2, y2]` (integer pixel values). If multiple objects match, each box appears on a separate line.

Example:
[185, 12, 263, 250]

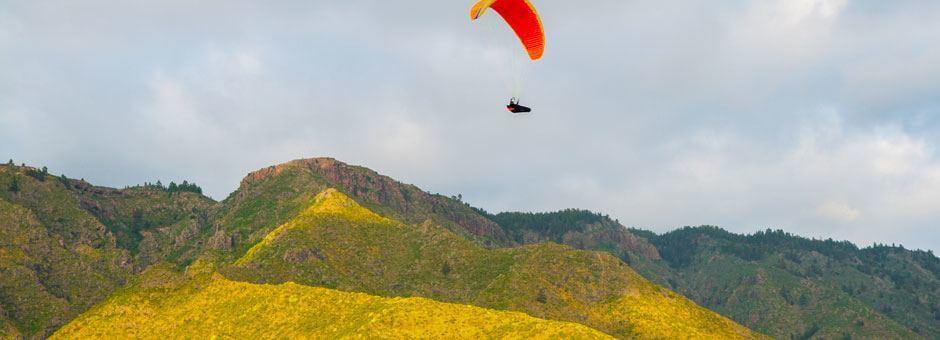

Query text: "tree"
[6, 159, 12, 167]
[536, 290, 548, 303]
[41, 166, 48, 175]
[25, 167, 45, 181]
[8, 176, 20, 193]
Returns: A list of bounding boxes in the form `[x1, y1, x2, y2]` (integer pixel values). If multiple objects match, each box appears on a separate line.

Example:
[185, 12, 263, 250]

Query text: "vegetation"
[3, 157, 935, 338]
[166, 180, 203, 195]
[72, 183, 215, 264]
[135, 179, 204, 195]
[53, 266, 611, 339]
[492, 209, 611, 242]
[488, 206, 936, 338]
[223, 189, 763, 339]
[0, 165, 213, 337]
[636, 226, 936, 338]
[0, 197, 129, 337]
[6, 176, 18, 193]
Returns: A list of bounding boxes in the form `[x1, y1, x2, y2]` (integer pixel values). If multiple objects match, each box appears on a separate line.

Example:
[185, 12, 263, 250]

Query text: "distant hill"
[52, 265, 611, 339]
[487, 207, 936, 338]
[644, 227, 936, 338]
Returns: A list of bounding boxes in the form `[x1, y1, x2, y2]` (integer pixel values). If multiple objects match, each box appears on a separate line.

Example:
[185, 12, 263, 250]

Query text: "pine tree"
[8, 176, 20, 193]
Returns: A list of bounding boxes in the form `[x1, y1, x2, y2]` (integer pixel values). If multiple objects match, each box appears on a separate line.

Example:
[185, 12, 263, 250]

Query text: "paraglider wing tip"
[470, 1, 489, 20]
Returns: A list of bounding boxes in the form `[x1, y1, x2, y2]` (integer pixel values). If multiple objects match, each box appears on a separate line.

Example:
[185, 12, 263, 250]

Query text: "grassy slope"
[673, 252, 915, 339]
[643, 227, 929, 339]
[0, 166, 131, 338]
[495, 205, 932, 338]
[490, 211, 673, 287]
[52, 266, 611, 339]
[0, 165, 216, 337]
[224, 189, 764, 339]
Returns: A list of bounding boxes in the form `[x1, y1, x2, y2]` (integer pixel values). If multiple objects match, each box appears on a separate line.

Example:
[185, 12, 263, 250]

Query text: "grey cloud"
[1, 0, 938, 251]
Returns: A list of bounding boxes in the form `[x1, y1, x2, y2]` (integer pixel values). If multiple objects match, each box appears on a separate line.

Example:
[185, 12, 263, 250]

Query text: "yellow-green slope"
[0, 311, 19, 340]
[225, 189, 765, 339]
[52, 267, 610, 339]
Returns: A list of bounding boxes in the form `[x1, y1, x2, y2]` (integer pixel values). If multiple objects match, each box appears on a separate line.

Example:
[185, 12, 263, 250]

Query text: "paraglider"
[471, 0, 544, 113]
[506, 98, 531, 113]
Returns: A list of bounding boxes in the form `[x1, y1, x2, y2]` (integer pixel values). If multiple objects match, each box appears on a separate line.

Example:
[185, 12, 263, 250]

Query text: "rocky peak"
[233, 157, 511, 246]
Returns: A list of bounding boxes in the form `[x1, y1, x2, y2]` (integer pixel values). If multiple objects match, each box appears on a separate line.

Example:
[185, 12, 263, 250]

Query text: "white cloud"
[816, 201, 860, 222]
[781, 0, 848, 22]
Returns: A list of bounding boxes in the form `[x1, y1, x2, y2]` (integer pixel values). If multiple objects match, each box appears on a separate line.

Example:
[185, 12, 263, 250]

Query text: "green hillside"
[71, 183, 216, 269]
[0, 310, 19, 339]
[223, 189, 763, 339]
[0, 166, 131, 337]
[0, 164, 215, 337]
[646, 227, 935, 338]
[490, 208, 937, 338]
[490, 210, 673, 285]
[52, 266, 610, 339]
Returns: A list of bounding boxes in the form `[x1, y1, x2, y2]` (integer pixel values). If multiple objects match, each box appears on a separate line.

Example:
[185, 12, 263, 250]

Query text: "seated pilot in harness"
[506, 98, 532, 113]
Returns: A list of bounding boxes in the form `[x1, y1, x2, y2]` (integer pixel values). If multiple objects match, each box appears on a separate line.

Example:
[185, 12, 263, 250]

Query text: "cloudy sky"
[2, 0, 938, 251]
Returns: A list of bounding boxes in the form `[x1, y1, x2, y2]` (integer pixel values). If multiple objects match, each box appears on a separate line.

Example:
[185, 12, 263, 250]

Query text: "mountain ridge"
[2, 158, 936, 338]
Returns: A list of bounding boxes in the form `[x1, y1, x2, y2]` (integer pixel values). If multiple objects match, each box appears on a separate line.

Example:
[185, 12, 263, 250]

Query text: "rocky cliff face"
[235, 158, 511, 247]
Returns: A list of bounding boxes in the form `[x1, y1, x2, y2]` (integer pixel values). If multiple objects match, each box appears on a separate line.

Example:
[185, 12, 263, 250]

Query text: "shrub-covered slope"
[71, 184, 216, 269]
[489, 210, 673, 285]
[491, 207, 935, 338]
[53, 266, 609, 339]
[209, 158, 510, 260]
[224, 189, 763, 339]
[0, 164, 215, 337]
[0, 167, 132, 337]
[645, 227, 934, 339]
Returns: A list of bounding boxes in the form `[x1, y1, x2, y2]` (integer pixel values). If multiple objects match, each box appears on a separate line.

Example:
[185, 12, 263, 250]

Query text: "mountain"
[489, 210, 674, 285]
[0, 166, 132, 337]
[52, 265, 611, 339]
[485, 206, 936, 338]
[3, 157, 935, 338]
[644, 227, 936, 339]
[71, 182, 215, 270]
[0, 164, 215, 337]
[222, 189, 762, 339]
[206, 158, 510, 260]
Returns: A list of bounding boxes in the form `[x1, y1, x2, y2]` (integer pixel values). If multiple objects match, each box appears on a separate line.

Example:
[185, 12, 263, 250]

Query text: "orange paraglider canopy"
[471, 0, 545, 60]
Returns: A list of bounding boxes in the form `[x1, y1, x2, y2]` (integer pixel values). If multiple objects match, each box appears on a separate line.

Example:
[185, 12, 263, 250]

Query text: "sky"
[1, 0, 938, 252]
